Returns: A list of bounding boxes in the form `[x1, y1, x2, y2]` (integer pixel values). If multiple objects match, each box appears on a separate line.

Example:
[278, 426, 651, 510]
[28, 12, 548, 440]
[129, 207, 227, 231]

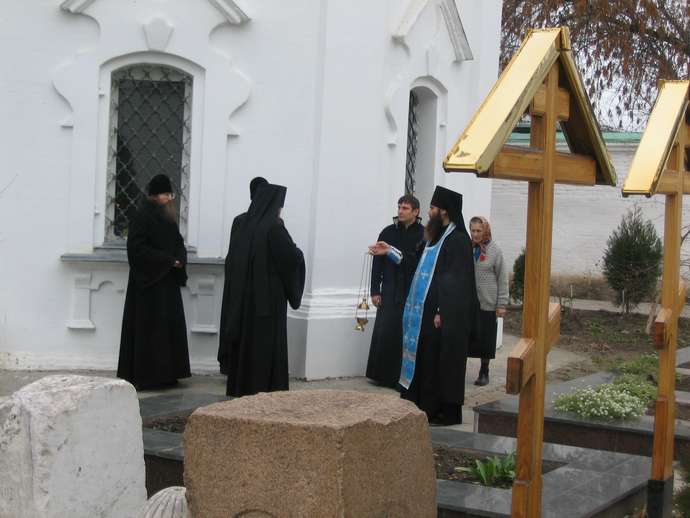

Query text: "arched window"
[105, 64, 193, 242]
[405, 91, 419, 196]
[404, 86, 438, 209]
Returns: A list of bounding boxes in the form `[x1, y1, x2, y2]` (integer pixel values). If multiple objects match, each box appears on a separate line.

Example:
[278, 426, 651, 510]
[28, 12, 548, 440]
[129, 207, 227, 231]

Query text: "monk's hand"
[173, 260, 183, 269]
[434, 314, 442, 329]
[371, 295, 382, 307]
[496, 307, 506, 318]
[368, 241, 391, 256]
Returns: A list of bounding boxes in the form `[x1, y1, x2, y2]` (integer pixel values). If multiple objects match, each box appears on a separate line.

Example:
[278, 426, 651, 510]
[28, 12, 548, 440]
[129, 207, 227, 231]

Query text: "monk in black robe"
[220, 183, 305, 397]
[117, 174, 191, 389]
[366, 194, 424, 387]
[218, 176, 268, 374]
[370, 186, 477, 424]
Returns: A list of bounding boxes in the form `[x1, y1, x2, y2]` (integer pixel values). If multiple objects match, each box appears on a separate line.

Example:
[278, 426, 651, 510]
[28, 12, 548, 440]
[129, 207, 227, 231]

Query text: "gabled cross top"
[623, 80, 690, 515]
[444, 28, 616, 518]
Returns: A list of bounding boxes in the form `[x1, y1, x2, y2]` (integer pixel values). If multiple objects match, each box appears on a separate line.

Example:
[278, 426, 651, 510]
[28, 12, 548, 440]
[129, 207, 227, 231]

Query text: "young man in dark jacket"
[366, 194, 424, 388]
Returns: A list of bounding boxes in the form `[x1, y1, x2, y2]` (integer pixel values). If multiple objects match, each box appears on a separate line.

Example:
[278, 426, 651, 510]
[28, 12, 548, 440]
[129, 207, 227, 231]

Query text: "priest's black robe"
[401, 226, 478, 423]
[220, 185, 305, 397]
[117, 200, 191, 388]
[366, 218, 424, 387]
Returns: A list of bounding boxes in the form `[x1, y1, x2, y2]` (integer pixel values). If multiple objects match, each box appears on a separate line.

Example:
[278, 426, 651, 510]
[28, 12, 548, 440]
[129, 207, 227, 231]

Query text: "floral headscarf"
[471, 216, 492, 261]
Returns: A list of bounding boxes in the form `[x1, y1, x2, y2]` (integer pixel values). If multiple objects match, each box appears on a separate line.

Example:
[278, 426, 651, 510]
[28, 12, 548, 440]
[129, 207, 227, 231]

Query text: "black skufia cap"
[147, 174, 173, 196]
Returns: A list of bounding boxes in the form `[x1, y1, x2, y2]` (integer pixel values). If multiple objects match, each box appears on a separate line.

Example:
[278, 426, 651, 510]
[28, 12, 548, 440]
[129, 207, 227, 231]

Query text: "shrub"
[510, 249, 526, 304]
[554, 384, 647, 420]
[602, 206, 662, 313]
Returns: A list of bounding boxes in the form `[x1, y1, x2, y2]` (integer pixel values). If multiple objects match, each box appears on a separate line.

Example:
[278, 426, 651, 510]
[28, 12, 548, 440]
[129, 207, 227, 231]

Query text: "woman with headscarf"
[219, 183, 305, 397]
[468, 216, 509, 386]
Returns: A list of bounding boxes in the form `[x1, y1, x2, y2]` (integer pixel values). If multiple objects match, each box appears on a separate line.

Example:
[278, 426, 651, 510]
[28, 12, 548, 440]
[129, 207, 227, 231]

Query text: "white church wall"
[297, 0, 502, 378]
[0, 0, 502, 379]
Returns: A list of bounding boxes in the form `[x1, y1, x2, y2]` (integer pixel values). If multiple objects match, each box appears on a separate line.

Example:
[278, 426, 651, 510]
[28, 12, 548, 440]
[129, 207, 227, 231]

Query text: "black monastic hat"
[430, 185, 463, 223]
[147, 174, 173, 196]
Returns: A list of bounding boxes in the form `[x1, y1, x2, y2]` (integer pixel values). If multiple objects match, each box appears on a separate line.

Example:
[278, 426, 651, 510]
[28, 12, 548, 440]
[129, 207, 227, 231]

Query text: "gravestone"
[184, 389, 435, 518]
[0, 375, 147, 518]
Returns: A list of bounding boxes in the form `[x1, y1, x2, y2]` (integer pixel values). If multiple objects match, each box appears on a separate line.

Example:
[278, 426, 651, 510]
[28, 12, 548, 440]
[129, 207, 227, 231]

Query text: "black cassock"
[401, 226, 478, 424]
[219, 184, 305, 397]
[117, 200, 190, 388]
[366, 219, 424, 387]
[218, 211, 247, 375]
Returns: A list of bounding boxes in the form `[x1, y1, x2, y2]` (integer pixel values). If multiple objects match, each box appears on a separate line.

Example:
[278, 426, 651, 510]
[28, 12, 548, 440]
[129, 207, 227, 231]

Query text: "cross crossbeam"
[507, 303, 561, 394]
[654, 280, 687, 349]
[488, 146, 596, 185]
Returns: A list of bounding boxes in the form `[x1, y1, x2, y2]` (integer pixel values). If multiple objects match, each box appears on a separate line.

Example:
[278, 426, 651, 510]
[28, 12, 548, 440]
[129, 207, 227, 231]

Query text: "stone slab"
[0, 375, 146, 518]
[184, 389, 436, 518]
[431, 429, 650, 518]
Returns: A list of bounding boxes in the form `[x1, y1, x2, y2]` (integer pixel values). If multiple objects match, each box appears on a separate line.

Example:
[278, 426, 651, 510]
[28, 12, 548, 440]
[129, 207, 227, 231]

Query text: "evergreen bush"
[602, 206, 662, 313]
[510, 248, 526, 304]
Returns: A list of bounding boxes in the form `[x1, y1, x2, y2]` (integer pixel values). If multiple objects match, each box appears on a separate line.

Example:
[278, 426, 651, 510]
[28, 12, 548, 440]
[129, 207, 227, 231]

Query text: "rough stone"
[184, 389, 436, 518]
[0, 375, 147, 518]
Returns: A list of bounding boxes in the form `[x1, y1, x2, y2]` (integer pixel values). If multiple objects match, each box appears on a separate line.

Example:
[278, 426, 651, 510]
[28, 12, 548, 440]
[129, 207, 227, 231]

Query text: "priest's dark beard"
[161, 201, 178, 224]
[425, 214, 443, 243]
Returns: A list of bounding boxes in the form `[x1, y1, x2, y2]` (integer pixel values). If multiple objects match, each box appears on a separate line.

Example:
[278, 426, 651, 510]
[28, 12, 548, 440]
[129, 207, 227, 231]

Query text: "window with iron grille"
[105, 64, 192, 242]
[404, 91, 419, 196]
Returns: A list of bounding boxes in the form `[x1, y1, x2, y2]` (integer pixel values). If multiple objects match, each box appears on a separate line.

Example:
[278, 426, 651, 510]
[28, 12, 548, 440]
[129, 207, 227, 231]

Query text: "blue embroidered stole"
[399, 223, 456, 389]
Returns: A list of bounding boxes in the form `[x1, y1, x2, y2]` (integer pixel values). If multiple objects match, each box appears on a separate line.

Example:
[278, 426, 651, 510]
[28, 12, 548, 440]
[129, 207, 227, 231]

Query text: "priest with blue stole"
[369, 186, 477, 425]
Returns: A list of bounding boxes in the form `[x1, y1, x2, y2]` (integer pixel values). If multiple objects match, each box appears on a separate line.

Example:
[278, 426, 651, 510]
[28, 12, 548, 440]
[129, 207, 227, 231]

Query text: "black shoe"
[474, 371, 489, 386]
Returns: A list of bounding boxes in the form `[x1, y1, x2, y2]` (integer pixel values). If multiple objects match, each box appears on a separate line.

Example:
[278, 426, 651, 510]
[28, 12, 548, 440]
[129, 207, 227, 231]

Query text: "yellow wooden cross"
[444, 28, 616, 517]
[622, 80, 690, 517]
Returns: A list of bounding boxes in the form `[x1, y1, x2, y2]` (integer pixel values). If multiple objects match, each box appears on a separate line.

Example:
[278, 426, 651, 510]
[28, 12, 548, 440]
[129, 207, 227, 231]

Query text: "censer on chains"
[354, 252, 373, 331]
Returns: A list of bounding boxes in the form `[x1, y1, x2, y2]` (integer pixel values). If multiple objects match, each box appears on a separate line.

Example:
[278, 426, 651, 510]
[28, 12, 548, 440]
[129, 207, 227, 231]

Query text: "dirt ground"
[502, 307, 690, 383]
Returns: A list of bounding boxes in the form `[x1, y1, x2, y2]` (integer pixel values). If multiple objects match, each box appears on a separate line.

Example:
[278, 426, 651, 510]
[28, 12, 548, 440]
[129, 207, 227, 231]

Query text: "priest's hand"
[173, 260, 183, 269]
[368, 241, 391, 256]
[371, 295, 381, 307]
[434, 314, 442, 328]
[496, 307, 506, 318]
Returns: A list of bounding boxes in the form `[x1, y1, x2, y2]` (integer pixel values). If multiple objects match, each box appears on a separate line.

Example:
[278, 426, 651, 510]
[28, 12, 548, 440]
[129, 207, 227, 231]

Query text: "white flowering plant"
[612, 373, 657, 404]
[553, 383, 648, 420]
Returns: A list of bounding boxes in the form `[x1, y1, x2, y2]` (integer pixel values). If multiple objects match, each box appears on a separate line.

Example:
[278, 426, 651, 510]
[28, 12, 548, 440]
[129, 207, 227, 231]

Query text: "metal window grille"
[405, 91, 419, 195]
[105, 65, 192, 242]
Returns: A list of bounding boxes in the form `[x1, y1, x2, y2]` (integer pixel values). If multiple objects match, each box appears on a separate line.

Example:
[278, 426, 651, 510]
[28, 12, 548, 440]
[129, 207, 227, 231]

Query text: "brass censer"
[354, 252, 373, 331]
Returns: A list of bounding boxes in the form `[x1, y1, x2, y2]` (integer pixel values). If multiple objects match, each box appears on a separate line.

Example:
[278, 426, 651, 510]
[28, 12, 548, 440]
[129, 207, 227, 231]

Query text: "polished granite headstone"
[475, 347, 690, 461]
[432, 429, 650, 518]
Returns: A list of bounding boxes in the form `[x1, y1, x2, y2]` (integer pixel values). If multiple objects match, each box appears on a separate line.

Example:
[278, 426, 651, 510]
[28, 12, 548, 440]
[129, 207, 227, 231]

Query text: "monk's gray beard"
[425, 214, 443, 242]
[161, 201, 178, 223]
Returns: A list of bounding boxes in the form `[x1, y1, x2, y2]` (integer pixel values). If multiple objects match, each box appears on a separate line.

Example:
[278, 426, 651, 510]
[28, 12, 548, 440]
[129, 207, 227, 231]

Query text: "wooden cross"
[622, 80, 690, 517]
[444, 28, 616, 517]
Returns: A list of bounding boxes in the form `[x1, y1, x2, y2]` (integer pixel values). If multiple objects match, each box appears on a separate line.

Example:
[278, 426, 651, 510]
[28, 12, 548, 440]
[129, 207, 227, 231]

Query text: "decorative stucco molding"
[438, 0, 473, 61]
[187, 275, 219, 334]
[289, 288, 377, 321]
[60, 0, 251, 25]
[207, 0, 250, 25]
[384, 76, 403, 147]
[392, 0, 473, 62]
[66, 273, 126, 330]
[60, 0, 96, 14]
[143, 17, 174, 52]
